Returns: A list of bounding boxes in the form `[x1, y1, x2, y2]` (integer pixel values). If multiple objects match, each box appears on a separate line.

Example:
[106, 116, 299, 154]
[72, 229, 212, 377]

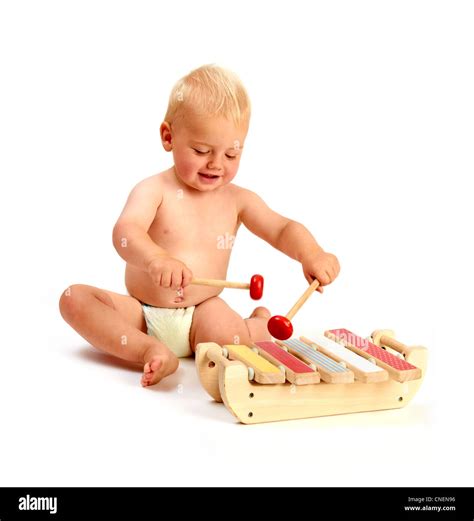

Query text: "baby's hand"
[147, 256, 193, 290]
[301, 251, 340, 293]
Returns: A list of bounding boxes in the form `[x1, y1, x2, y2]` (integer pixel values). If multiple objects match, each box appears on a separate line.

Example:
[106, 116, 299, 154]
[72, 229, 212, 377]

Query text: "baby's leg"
[189, 296, 272, 351]
[59, 284, 179, 386]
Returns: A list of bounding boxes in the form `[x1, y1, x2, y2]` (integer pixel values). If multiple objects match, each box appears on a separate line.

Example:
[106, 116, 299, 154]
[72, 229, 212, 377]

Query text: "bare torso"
[125, 168, 242, 307]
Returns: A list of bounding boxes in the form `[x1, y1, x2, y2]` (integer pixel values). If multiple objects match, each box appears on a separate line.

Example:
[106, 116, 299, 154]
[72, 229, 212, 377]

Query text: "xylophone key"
[300, 334, 388, 383]
[224, 344, 286, 384]
[278, 338, 354, 384]
[253, 341, 320, 385]
[325, 329, 422, 383]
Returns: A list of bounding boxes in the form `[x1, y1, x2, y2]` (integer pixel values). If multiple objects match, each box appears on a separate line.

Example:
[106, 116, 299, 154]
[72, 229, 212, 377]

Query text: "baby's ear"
[160, 121, 173, 151]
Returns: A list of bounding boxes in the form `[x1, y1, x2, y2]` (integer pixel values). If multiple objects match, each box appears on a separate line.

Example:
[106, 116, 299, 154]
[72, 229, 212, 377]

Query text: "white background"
[1, 0, 473, 487]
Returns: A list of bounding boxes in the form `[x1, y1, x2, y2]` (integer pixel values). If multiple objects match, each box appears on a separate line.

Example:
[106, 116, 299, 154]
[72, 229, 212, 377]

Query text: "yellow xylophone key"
[224, 344, 285, 384]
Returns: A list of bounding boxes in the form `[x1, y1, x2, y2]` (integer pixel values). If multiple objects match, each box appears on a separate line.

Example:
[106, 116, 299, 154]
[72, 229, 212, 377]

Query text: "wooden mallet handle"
[192, 278, 247, 289]
[191, 274, 264, 300]
[268, 279, 320, 340]
[286, 278, 320, 320]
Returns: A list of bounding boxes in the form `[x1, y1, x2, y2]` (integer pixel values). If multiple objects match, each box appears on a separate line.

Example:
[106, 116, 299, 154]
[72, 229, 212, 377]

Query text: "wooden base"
[195, 340, 428, 424]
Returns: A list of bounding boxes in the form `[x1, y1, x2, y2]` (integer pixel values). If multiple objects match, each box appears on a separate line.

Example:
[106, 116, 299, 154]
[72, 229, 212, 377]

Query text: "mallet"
[267, 278, 320, 340]
[191, 274, 264, 300]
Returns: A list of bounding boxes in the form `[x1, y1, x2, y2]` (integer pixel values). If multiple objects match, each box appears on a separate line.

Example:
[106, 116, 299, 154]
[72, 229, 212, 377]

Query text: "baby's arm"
[238, 188, 340, 292]
[112, 176, 192, 290]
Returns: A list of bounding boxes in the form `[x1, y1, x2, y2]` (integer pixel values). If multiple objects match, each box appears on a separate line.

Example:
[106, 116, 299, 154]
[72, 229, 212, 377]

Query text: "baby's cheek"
[175, 155, 199, 176]
[227, 164, 240, 180]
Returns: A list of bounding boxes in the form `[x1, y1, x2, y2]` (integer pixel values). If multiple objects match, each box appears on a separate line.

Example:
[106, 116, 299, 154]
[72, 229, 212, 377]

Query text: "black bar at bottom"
[0, 487, 472, 521]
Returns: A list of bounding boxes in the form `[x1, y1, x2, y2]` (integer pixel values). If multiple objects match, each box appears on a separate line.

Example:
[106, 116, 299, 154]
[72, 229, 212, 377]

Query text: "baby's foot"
[141, 348, 176, 387]
[246, 306, 272, 342]
[249, 306, 271, 319]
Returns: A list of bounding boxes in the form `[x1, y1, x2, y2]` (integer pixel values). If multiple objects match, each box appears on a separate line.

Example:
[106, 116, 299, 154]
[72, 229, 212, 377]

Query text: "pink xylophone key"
[325, 328, 422, 382]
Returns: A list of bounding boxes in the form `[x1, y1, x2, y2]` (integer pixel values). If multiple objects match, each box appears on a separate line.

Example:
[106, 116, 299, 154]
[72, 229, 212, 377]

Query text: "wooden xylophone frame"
[195, 337, 428, 424]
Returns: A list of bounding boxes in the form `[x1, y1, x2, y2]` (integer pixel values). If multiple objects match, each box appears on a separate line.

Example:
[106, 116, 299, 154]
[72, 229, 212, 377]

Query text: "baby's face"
[162, 114, 248, 192]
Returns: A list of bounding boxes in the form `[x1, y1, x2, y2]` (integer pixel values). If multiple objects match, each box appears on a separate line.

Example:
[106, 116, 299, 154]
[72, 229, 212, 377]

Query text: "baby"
[59, 64, 340, 387]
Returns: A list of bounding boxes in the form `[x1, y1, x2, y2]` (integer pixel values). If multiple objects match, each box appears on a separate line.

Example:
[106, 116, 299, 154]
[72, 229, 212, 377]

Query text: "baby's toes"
[141, 372, 152, 387]
[149, 357, 163, 374]
[141, 356, 165, 387]
[141, 364, 154, 383]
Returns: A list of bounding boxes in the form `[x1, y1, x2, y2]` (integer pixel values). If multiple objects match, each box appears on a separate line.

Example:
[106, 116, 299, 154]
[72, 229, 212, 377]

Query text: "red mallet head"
[249, 274, 264, 300]
[267, 315, 293, 340]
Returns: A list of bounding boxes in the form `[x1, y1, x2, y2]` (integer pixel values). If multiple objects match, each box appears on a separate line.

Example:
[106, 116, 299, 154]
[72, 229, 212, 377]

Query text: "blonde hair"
[164, 64, 251, 127]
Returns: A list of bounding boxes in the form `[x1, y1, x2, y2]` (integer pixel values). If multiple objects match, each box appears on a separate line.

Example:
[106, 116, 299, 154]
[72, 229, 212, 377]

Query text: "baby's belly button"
[173, 287, 185, 303]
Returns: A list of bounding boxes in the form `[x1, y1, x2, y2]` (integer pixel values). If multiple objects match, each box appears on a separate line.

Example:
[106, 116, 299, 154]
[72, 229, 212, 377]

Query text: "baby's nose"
[207, 157, 223, 170]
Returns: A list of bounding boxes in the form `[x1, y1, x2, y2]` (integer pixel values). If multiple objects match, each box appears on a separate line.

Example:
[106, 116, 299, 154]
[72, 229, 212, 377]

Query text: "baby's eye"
[193, 148, 209, 155]
[225, 154, 237, 160]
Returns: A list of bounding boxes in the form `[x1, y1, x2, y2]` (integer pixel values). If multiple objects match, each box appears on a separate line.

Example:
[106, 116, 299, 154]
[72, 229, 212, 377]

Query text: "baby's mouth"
[198, 172, 220, 179]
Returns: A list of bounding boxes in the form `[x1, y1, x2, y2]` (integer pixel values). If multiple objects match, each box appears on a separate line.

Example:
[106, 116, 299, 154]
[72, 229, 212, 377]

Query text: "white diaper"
[142, 304, 196, 358]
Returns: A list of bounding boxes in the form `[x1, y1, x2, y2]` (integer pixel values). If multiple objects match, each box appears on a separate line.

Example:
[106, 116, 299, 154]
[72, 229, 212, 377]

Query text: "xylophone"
[195, 328, 428, 424]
